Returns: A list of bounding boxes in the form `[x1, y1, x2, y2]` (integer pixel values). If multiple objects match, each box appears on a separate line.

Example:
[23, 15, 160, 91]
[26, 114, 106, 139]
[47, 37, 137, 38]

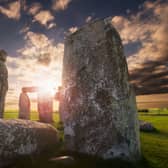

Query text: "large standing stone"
[0, 50, 8, 118]
[59, 18, 140, 160]
[0, 119, 58, 167]
[19, 90, 30, 120]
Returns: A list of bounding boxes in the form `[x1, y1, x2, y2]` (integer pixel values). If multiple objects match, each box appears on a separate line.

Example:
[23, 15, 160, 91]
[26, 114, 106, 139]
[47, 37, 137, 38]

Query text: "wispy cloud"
[33, 10, 55, 28]
[0, 0, 21, 20]
[112, 0, 168, 95]
[18, 31, 60, 66]
[52, 0, 71, 11]
[48, 22, 56, 29]
[19, 25, 30, 34]
[68, 26, 78, 34]
[28, 2, 42, 15]
[26, 2, 56, 29]
[85, 16, 92, 23]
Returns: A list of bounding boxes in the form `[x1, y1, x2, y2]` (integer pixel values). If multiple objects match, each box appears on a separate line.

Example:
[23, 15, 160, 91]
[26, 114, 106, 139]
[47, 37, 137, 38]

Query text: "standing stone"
[19, 89, 30, 120]
[59, 18, 140, 160]
[38, 92, 53, 123]
[0, 50, 8, 118]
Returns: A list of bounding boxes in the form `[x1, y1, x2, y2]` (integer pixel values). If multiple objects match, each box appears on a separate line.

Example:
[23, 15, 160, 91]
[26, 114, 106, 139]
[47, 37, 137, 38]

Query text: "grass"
[3, 109, 168, 168]
[4, 110, 60, 121]
[139, 109, 168, 168]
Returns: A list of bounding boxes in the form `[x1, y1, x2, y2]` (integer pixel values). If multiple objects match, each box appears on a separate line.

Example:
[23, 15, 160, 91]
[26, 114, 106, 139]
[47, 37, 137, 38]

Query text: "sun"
[36, 80, 56, 97]
[31, 65, 61, 97]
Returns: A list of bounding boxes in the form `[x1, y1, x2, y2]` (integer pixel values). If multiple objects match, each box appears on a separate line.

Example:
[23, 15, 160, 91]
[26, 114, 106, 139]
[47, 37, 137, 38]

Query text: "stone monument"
[38, 92, 53, 123]
[59, 18, 140, 160]
[19, 88, 31, 120]
[0, 50, 8, 118]
[18, 86, 53, 123]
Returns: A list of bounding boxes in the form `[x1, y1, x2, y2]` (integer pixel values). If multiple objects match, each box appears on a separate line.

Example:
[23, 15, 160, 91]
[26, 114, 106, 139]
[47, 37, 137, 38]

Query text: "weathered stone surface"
[140, 120, 156, 132]
[0, 119, 58, 167]
[60, 18, 140, 160]
[0, 50, 8, 118]
[19, 92, 30, 120]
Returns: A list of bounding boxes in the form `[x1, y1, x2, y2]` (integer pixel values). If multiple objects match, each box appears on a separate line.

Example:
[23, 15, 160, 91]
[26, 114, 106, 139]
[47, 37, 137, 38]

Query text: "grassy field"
[139, 109, 168, 168]
[3, 109, 168, 168]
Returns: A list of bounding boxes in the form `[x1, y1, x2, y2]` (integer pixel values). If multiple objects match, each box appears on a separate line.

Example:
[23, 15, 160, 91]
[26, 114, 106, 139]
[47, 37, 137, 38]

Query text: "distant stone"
[19, 91, 30, 120]
[0, 119, 58, 167]
[22, 86, 38, 93]
[49, 156, 75, 166]
[60, 18, 140, 160]
[139, 120, 156, 132]
[38, 92, 53, 123]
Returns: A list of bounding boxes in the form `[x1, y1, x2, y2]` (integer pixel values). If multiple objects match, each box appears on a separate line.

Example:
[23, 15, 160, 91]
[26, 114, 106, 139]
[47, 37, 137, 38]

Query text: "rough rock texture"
[140, 120, 156, 132]
[0, 50, 8, 118]
[60, 18, 140, 160]
[0, 119, 58, 167]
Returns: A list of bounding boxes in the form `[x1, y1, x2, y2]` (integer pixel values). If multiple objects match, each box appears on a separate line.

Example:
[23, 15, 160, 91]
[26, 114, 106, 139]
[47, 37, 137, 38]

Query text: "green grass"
[139, 110, 168, 168]
[4, 110, 60, 121]
[3, 109, 168, 168]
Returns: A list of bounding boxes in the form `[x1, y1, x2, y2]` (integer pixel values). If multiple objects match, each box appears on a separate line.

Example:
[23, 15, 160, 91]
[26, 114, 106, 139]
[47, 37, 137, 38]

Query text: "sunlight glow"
[36, 79, 56, 97]
[32, 65, 61, 97]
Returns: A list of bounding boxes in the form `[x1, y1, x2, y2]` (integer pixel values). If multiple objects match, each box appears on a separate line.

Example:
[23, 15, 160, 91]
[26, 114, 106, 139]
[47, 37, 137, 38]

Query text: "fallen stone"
[0, 119, 58, 167]
[139, 120, 156, 132]
[60, 18, 140, 160]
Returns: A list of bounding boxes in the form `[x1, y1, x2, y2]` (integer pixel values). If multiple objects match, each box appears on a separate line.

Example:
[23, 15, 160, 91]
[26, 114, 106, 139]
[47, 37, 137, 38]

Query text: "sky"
[0, 0, 167, 109]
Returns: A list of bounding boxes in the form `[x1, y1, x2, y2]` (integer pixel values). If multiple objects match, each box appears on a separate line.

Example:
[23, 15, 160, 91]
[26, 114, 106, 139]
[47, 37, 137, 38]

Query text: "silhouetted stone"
[60, 18, 140, 160]
[0, 50, 8, 118]
[0, 119, 58, 167]
[19, 90, 30, 120]
[38, 92, 53, 123]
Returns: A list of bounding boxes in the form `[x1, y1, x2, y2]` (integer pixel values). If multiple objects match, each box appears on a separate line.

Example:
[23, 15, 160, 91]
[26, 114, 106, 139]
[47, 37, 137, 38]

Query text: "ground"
[139, 109, 168, 168]
[3, 109, 168, 168]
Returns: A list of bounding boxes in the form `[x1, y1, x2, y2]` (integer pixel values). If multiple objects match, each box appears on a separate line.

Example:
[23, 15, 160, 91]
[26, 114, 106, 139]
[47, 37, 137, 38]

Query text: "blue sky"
[0, 0, 156, 56]
[0, 0, 167, 108]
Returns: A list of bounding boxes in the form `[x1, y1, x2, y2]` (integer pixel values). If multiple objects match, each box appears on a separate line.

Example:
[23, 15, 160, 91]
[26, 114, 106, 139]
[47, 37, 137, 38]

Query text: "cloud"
[33, 10, 55, 28]
[28, 2, 42, 15]
[0, 0, 21, 20]
[19, 25, 30, 34]
[52, 0, 71, 11]
[26, 2, 56, 29]
[68, 26, 78, 34]
[112, 0, 168, 95]
[48, 22, 56, 29]
[130, 60, 168, 95]
[85, 16, 92, 23]
[18, 31, 63, 66]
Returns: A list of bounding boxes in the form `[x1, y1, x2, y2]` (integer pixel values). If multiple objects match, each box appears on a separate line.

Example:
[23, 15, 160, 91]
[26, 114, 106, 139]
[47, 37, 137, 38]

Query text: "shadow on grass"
[140, 114, 168, 116]
[11, 151, 151, 168]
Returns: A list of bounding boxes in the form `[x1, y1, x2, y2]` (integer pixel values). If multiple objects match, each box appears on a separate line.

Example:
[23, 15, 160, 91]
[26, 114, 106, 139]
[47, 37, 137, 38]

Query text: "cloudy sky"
[0, 0, 167, 109]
